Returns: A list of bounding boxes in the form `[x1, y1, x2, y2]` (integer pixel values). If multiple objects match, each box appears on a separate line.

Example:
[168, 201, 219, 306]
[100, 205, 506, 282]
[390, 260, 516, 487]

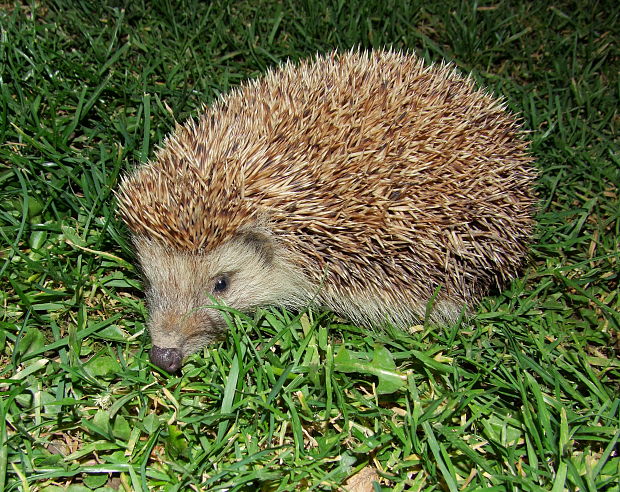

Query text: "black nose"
[150, 346, 183, 373]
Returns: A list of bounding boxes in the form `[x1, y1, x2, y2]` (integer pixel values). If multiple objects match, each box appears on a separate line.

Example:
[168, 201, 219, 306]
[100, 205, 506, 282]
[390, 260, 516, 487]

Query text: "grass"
[1, 0, 618, 490]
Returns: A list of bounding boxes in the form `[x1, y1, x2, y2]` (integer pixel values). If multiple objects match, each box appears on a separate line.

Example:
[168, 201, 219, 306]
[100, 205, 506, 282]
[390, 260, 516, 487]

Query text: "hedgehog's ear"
[236, 228, 276, 265]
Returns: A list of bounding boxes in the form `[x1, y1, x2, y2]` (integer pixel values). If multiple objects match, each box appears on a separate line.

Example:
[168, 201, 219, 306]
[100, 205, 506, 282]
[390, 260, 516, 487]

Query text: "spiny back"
[118, 49, 536, 306]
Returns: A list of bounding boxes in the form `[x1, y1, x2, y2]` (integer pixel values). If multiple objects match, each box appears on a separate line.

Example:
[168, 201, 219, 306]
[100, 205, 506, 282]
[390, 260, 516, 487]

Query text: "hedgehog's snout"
[150, 346, 183, 373]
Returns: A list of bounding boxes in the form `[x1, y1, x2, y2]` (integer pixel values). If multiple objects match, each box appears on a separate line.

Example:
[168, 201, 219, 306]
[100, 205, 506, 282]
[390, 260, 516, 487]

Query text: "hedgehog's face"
[133, 230, 303, 372]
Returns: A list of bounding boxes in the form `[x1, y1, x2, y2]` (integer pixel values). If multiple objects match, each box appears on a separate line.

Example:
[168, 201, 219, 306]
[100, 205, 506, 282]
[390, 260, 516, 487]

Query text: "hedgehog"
[117, 49, 536, 373]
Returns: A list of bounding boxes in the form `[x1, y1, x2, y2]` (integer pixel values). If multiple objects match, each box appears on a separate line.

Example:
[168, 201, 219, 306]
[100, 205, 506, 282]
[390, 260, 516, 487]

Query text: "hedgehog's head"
[116, 152, 308, 372]
[133, 229, 304, 372]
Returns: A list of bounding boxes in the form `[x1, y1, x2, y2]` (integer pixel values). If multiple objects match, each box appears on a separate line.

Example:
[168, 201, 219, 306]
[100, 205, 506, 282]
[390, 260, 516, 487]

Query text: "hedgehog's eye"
[212, 274, 229, 294]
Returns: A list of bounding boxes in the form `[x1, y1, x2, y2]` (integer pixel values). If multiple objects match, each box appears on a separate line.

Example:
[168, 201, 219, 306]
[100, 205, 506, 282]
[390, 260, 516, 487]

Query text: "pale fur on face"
[134, 228, 311, 357]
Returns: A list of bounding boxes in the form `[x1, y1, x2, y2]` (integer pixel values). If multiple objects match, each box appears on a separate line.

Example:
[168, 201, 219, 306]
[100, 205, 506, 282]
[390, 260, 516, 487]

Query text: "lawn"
[1, 1, 618, 490]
